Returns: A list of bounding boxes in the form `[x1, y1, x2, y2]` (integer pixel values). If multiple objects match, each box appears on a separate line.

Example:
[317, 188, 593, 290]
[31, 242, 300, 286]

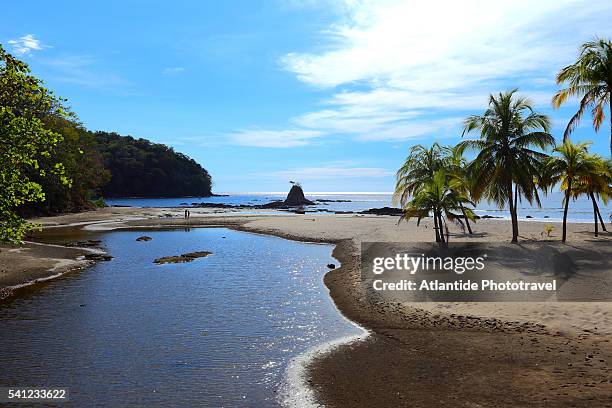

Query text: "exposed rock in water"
[65, 240, 102, 248]
[84, 253, 113, 261]
[477, 215, 503, 219]
[283, 185, 315, 206]
[154, 251, 212, 265]
[136, 236, 152, 241]
[360, 207, 403, 216]
[526, 215, 533, 219]
[327, 263, 336, 269]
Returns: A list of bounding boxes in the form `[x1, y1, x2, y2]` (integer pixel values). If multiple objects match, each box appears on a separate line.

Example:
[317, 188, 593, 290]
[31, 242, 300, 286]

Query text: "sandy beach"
[1, 207, 611, 407]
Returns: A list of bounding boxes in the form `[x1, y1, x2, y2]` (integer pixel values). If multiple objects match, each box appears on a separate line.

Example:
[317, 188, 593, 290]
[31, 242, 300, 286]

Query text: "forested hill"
[95, 132, 212, 198]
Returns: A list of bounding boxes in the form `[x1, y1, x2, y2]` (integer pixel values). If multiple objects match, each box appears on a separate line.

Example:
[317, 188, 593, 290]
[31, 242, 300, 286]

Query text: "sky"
[2, 0, 612, 192]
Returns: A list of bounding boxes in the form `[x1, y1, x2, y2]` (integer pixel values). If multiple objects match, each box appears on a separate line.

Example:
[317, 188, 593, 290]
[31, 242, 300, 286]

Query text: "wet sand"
[2, 207, 612, 406]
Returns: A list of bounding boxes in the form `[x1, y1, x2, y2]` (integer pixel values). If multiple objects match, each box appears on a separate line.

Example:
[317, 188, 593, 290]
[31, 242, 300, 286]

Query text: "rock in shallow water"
[153, 251, 212, 265]
[136, 236, 152, 241]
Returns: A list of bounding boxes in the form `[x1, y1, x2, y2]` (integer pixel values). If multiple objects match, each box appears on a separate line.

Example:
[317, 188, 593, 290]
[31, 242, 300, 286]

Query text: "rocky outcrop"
[360, 207, 404, 216]
[154, 251, 212, 265]
[283, 185, 315, 206]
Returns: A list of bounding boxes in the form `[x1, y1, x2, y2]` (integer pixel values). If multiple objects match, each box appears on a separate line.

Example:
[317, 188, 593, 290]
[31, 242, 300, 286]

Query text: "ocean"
[106, 191, 611, 223]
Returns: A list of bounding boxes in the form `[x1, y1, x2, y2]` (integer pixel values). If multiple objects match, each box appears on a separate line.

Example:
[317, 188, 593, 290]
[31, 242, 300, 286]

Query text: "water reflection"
[0, 228, 360, 407]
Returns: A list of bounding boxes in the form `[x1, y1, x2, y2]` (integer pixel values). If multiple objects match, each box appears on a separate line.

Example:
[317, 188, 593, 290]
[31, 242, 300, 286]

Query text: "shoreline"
[2, 207, 612, 406]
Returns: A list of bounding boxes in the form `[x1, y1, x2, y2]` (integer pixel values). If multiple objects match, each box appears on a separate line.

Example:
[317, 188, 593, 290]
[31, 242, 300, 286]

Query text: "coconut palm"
[459, 90, 554, 243]
[570, 154, 611, 236]
[552, 38, 612, 156]
[544, 141, 595, 242]
[394, 143, 446, 207]
[444, 145, 476, 234]
[399, 169, 475, 243]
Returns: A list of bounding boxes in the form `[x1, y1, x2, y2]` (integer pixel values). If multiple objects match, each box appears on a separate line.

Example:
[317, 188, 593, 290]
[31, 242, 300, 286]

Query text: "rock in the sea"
[283, 185, 315, 206]
[136, 236, 153, 241]
[526, 215, 533, 219]
[327, 263, 336, 269]
[65, 239, 102, 248]
[84, 253, 113, 261]
[360, 207, 403, 216]
[154, 251, 212, 265]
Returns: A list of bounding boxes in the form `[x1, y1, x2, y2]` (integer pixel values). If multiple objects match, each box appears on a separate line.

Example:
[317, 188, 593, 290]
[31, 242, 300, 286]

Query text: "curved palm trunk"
[508, 182, 519, 243]
[609, 97, 612, 157]
[590, 192, 607, 232]
[460, 204, 473, 234]
[562, 180, 572, 243]
[596, 206, 607, 231]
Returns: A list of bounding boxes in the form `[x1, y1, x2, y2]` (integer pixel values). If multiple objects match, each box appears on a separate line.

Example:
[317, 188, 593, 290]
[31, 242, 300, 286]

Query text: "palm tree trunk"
[433, 210, 440, 242]
[562, 181, 572, 243]
[508, 182, 519, 243]
[609, 97, 612, 157]
[590, 192, 607, 232]
[591, 193, 599, 237]
[460, 204, 473, 234]
[514, 183, 519, 215]
[438, 212, 446, 244]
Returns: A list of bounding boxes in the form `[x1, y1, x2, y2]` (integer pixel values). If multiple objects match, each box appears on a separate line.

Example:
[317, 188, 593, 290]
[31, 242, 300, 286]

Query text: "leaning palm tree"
[570, 154, 611, 236]
[444, 145, 476, 234]
[394, 143, 446, 207]
[399, 169, 475, 243]
[543, 141, 595, 242]
[552, 38, 612, 156]
[460, 90, 554, 243]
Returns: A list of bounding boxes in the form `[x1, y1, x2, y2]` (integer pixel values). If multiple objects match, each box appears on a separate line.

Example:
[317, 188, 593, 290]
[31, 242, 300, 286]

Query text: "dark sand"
[1, 207, 611, 407]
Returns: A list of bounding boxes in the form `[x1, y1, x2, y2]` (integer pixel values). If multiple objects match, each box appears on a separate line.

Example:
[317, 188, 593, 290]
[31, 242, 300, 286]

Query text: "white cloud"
[8, 34, 45, 55]
[163, 67, 185, 75]
[229, 129, 325, 147]
[255, 164, 393, 180]
[231, 0, 612, 147]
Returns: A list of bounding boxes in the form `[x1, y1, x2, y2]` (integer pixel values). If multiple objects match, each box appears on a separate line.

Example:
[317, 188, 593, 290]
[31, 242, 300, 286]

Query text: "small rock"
[84, 253, 113, 261]
[327, 263, 336, 269]
[154, 251, 212, 265]
[136, 236, 152, 241]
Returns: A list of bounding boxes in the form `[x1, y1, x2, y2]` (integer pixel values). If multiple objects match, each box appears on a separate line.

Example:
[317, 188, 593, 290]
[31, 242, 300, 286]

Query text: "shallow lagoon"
[0, 228, 361, 406]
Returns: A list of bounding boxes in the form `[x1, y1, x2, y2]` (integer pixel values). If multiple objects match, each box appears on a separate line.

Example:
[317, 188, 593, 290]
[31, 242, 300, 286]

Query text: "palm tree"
[444, 145, 476, 234]
[394, 143, 446, 205]
[544, 141, 595, 242]
[399, 170, 475, 243]
[552, 38, 612, 156]
[570, 154, 610, 236]
[394, 143, 446, 239]
[460, 90, 554, 243]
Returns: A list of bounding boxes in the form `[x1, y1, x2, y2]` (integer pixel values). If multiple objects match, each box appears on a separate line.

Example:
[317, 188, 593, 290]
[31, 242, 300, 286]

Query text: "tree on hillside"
[0, 45, 69, 243]
[552, 38, 612, 156]
[95, 132, 212, 198]
[459, 90, 554, 243]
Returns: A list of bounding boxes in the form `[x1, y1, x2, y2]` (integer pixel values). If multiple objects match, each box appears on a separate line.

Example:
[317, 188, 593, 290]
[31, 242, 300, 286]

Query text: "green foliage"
[552, 37, 612, 155]
[95, 132, 212, 197]
[394, 144, 476, 242]
[543, 224, 554, 237]
[543, 140, 600, 242]
[19, 117, 111, 215]
[0, 45, 68, 243]
[459, 89, 554, 242]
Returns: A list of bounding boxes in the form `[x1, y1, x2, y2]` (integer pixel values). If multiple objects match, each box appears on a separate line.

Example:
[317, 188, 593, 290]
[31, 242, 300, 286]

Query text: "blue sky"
[2, 0, 612, 192]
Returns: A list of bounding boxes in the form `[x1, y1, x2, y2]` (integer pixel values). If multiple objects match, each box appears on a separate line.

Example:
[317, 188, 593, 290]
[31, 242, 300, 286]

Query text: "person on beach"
[184, 209, 188, 219]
